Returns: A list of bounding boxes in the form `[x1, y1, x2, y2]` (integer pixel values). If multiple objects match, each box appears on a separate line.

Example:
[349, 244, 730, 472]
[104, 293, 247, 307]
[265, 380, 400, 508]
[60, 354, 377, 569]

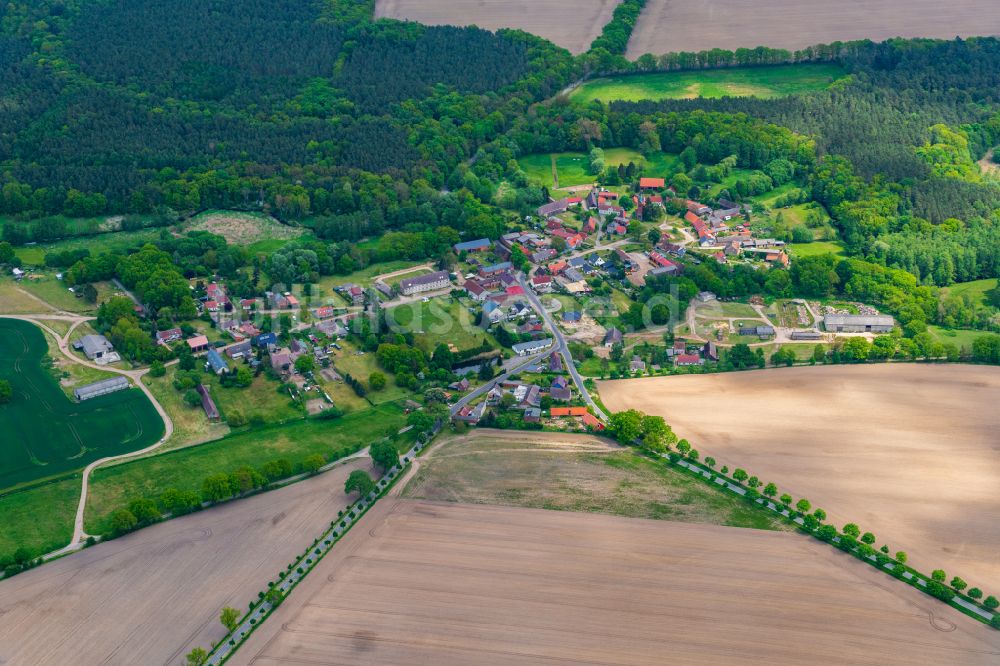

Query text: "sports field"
[230, 500, 1000, 665]
[571, 64, 844, 103]
[0, 459, 375, 665]
[0, 318, 163, 491]
[599, 365, 1000, 589]
[374, 0, 619, 54]
[627, 0, 999, 57]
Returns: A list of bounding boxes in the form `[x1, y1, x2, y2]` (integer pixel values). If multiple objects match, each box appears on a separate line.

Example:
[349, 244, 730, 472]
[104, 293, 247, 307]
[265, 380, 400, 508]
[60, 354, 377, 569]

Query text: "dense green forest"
[3, 2, 1000, 346]
[0, 0, 576, 228]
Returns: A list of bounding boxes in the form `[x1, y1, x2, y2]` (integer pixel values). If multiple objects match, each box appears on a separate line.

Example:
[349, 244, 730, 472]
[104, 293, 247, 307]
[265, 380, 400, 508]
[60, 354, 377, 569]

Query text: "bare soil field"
[599, 364, 1000, 588]
[0, 459, 374, 665]
[403, 429, 786, 530]
[230, 500, 1000, 665]
[374, 0, 620, 55]
[627, 0, 1000, 58]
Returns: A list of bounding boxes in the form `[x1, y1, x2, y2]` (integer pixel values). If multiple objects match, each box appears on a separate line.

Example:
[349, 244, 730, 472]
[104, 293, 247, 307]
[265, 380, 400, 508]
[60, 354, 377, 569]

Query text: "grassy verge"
[0, 476, 80, 559]
[84, 403, 408, 533]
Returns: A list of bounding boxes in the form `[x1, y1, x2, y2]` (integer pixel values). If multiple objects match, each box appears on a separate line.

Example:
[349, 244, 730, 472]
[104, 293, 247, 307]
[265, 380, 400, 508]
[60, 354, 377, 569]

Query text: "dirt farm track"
[0, 459, 374, 665]
[627, 0, 1000, 57]
[374, 0, 619, 55]
[230, 500, 1000, 665]
[599, 365, 1000, 589]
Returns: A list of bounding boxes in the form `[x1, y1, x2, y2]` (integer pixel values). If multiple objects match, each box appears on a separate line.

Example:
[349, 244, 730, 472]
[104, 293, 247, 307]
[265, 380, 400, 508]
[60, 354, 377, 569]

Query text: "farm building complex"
[823, 314, 894, 333]
[73, 376, 129, 402]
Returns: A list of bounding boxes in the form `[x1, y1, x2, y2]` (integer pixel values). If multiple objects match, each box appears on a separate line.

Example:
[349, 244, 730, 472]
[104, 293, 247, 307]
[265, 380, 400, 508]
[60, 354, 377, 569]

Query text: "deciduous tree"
[220, 606, 240, 632]
[345, 470, 375, 498]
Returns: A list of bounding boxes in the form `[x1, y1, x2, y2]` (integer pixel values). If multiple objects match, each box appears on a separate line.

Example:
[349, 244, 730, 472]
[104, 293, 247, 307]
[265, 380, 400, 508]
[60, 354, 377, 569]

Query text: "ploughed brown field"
[0, 459, 374, 665]
[599, 365, 1000, 589]
[627, 0, 1000, 58]
[374, 0, 620, 55]
[229, 500, 1000, 665]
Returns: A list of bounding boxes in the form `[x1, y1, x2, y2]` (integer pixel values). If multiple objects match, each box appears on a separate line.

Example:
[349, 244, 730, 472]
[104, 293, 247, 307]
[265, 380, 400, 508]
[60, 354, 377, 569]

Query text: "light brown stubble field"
[627, 0, 1000, 58]
[0, 459, 374, 665]
[374, 0, 621, 55]
[598, 364, 1000, 589]
[229, 500, 1000, 665]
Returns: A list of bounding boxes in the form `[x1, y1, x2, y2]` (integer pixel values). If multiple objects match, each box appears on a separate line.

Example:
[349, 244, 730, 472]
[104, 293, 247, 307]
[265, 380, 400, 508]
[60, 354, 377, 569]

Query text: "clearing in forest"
[571, 64, 844, 103]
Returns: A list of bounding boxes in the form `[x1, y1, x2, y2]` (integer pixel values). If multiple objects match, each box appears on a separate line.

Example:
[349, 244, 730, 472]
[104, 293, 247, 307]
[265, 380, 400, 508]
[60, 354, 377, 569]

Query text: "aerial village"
[50, 175, 895, 431]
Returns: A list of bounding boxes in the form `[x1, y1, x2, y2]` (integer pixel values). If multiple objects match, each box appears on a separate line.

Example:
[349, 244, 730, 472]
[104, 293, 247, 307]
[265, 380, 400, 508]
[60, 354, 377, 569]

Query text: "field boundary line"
[205, 424, 443, 665]
[656, 450, 1000, 630]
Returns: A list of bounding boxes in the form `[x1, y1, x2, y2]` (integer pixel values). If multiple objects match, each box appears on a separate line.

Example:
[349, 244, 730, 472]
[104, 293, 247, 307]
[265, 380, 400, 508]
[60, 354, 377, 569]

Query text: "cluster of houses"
[602, 326, 720, 369]
[453, 352, 581, 425]
[679, 198, 789, 267]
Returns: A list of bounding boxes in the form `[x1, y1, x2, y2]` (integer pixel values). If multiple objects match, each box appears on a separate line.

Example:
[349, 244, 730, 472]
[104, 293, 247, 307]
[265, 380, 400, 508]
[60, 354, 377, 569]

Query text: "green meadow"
[571, 64, 845, 104]
[519, 149, 678, 189]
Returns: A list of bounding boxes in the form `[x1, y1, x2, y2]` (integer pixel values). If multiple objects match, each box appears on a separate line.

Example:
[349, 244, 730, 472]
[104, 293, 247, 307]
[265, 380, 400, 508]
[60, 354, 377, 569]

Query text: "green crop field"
[0, 318, 164, 491]
[83, 402, 410, 533]
[571, 64, 845, 104]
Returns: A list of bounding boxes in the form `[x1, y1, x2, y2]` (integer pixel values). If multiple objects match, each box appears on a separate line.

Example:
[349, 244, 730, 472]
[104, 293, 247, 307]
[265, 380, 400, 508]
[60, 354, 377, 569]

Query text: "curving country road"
[0, 313, 175, 559]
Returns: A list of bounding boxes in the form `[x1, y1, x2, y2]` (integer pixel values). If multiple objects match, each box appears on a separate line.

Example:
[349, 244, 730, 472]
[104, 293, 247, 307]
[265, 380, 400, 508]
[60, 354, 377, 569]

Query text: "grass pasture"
[941, 278, 997, 306]
[13, 228, 162, 266]
[386, 297, 488, 353]
[0, 476, 80, 559]
[571, 64, 845, 103]
[142, 366, 230, 451]
[519, 148, 674, 189]
[0, 319, 163, 492]
[0, 281, 56, 314]
[17, 275, 104, 313]
[787, 240, 845, 258]
[206, 371, 304, 426]
[927, 325, 988, 351]
[84, 402, 409, 533]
